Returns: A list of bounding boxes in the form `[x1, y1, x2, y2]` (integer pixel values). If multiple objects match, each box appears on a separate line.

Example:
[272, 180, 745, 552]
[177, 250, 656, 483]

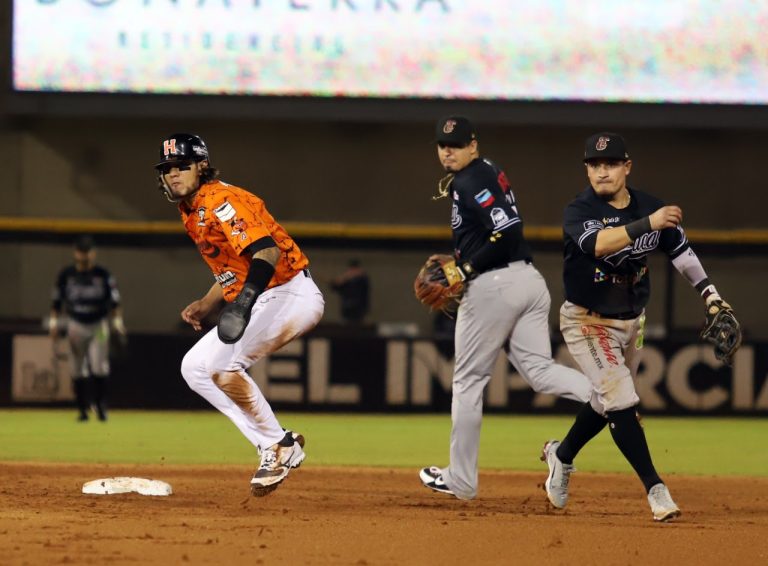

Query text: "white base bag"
[82, 477, 172, 496]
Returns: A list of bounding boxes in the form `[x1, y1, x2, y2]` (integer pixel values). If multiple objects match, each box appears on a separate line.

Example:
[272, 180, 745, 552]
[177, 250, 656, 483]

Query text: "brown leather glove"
[413, 254, 466, 316]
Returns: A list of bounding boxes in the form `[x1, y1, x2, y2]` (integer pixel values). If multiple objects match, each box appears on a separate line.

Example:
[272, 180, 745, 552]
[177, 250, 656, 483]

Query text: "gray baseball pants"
[67, 318, 111, 378]
[441, 262, 592, 499]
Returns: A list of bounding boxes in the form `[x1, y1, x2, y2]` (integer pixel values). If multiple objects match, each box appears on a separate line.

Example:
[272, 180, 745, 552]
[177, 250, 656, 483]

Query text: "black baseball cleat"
[95, 404, 108, 422]
[419, 466, 455, 495]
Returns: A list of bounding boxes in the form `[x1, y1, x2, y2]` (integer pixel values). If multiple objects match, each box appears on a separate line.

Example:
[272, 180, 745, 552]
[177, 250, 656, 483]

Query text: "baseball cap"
[583, 132, 630, 162]
[74, 235, 94, 252]
[435, 116, 477, 146]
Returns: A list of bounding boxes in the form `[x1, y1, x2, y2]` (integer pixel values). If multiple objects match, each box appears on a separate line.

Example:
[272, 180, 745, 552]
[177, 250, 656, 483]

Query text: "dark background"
[0, 3, 766, 336]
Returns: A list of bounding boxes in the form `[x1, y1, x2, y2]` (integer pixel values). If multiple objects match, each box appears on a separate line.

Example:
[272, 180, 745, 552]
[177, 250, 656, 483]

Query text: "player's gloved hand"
[111, 316, 128, 348]
[112, 315, 127, 335]
[413, 254, 469, 315]
[46, 314, 60, 338]
[217, 283, 259, 344]
[700, 294, 742, 366]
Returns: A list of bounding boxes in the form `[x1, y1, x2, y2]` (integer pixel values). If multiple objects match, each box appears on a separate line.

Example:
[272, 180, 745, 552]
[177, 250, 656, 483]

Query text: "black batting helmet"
[155, 133, 210, 169]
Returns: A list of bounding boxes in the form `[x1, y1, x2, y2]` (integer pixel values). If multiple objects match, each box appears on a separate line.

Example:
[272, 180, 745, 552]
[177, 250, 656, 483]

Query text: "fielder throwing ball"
[417, 116, 592, 500]
[155, 133, 325, 496]
[541, 132, 741, 521]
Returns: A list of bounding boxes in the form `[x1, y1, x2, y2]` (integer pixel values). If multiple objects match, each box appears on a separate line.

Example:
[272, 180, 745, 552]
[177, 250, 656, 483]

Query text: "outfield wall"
[2, 330, 766, 416]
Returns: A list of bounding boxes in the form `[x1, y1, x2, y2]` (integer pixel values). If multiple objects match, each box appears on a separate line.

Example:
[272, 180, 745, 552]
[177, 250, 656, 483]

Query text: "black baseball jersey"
[449, 158, 532, 268]
[563, 186, 690, 316]
[52, 266, 121, 324]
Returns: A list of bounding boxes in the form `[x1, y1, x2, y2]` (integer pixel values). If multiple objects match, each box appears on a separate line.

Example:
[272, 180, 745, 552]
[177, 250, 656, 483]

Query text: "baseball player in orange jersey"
[155, 133, 325, 496]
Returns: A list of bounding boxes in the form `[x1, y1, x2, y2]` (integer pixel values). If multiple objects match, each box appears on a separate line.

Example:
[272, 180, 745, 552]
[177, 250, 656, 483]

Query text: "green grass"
[0, 410, 765, 476]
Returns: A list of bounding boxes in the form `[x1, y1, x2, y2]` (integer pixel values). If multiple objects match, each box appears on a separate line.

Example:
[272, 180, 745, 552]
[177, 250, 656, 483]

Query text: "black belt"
[485, 258, 533, 273]
[587, 310, 639, 320]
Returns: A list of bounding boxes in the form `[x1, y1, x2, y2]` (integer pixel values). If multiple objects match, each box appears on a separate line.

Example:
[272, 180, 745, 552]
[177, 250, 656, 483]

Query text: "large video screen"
[12, 1, 768, 104]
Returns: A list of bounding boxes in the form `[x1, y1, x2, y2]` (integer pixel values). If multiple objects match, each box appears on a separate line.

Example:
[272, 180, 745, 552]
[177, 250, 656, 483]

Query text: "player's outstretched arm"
[649, 205, 682, 230]
[669, 246, 742, 366]
[182, 283, 224, 331]
[594, 228, 633, 257]
[594, 205, 682, 257]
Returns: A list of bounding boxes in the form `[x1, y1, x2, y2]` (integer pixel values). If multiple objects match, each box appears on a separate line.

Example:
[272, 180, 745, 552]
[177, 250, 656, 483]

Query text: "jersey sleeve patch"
[490, 207, 520, 230]
[576, 219, 605, 251]
[474, 189, 495, 208]
[583, 219, 605, 231]
[214, 202, 237, 223]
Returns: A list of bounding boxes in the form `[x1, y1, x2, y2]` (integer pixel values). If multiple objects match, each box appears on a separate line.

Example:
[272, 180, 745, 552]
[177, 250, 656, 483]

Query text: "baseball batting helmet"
[155, 133, 210, 170]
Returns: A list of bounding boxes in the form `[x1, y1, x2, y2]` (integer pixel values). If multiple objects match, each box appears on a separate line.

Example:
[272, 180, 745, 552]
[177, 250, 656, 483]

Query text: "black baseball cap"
[583, 132, 630, 162]
[435, 116, 477, 146]
[74, 235, 94, 252]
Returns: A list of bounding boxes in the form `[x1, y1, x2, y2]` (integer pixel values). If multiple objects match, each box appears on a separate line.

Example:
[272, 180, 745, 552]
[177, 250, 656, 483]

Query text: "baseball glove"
[413, 254, 465, 315]
[700, 298, 742, 366]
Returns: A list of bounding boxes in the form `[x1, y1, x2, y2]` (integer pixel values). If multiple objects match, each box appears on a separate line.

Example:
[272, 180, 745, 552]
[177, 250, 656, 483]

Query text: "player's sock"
[556, 402, 607, 464]
[72, 377, 90, 420]
[277, 432, 295, 447]
[92, 375, 108, 421]
[606, 407, 662, 492]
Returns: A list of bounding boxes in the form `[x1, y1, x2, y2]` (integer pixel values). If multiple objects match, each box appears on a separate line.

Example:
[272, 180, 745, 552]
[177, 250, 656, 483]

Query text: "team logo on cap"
[596, 136, 610, 151]
[163, 139, 177, 156]
[443, 120, 457, 134]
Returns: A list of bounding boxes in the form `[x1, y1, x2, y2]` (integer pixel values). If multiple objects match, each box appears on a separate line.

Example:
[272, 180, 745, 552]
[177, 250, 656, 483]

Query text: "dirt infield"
[1, 462, 766, 565]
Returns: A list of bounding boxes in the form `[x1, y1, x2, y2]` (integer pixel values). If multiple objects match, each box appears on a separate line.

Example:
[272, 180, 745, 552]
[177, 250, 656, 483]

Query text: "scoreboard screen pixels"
[12, 1, 768, 104]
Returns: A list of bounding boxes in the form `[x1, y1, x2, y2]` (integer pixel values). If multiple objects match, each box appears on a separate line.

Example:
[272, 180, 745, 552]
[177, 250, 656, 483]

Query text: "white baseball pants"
[181, 271, 324, 450]
[559, 301, 643, 415]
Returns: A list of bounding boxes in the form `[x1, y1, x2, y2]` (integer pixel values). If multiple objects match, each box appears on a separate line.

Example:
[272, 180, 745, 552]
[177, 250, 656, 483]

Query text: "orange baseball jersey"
[180, 180, 308, 302]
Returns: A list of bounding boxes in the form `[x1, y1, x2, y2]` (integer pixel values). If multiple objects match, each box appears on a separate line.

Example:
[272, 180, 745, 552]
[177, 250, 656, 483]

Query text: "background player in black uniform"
[541, 132, 739, 521]
[50, 235, 126, 421]
[330, 258, 370, 324]
[419, 116, 591, 500]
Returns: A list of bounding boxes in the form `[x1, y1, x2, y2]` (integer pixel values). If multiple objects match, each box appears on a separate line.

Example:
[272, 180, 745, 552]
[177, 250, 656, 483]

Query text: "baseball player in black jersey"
[541, 132, 739, 521]
[419, 116, 592, 500]
[50, 236, 126, 421]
